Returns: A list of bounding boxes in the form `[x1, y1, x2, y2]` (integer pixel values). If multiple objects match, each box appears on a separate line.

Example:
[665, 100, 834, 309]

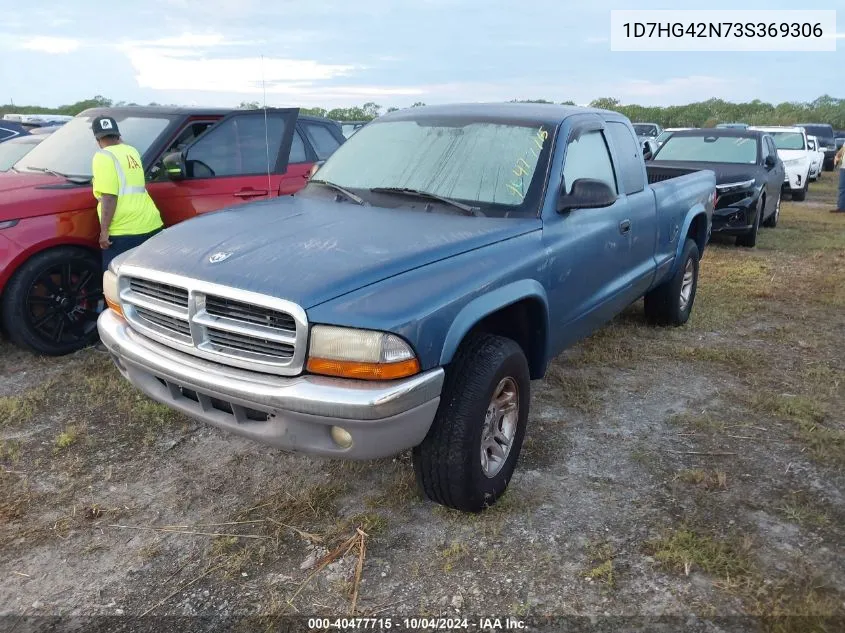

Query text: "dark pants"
[838, 168, 845, 211]
[102, 228, 162, 273]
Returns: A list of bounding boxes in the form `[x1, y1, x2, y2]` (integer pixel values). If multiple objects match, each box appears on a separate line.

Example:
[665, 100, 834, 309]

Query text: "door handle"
[234, 188, 269, 198]
[619, 219, 632, 235]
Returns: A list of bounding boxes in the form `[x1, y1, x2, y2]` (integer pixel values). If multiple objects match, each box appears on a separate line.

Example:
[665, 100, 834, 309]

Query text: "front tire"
[644, 238, 700, 327]
[412, 334, 530, 512]
[762, 192, 780, 228]
[736, 197, 761, 248]
[1, 247, 103, 356]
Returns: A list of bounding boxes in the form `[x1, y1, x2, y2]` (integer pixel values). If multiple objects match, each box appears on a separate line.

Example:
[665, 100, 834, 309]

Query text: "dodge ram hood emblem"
[208, 251, 234, 263]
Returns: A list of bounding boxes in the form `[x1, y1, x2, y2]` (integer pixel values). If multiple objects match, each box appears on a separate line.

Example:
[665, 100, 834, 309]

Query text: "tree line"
[3, 94, 844, 129]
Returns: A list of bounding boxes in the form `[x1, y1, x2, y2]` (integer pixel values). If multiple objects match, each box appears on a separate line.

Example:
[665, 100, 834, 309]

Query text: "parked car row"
[642, 122, 835, 203]
[0, 106, 346, 355]
[647, 127, 783, 248]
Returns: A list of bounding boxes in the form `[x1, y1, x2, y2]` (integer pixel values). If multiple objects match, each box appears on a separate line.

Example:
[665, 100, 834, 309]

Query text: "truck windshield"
[654, 135, 758, 164]
[312, 117, 555, 216]
[770, 132, 805, 150]
[13, 114, 174, 179]
[798, 125, 833, 140]
[634, 124, 658, 136]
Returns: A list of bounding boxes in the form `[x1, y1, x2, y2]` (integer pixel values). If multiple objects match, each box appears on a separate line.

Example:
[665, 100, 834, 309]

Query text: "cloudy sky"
[0, 0, 841, 110]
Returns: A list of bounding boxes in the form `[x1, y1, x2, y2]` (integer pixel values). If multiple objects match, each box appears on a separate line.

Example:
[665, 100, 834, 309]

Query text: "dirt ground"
[1, 176, 843, 633]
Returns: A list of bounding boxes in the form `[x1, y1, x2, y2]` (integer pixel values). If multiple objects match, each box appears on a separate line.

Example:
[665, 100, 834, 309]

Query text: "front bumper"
[98, 309, 444, 459]
[712, 204, 754, 235]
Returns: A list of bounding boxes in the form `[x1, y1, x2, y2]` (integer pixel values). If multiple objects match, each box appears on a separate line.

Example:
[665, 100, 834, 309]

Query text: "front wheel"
[736, 197, 761, 248]
[1, 247, 103, 356]
[644, 237, 700, 327]
[412, 334, 530, 512]
[762, 193, 780, 228]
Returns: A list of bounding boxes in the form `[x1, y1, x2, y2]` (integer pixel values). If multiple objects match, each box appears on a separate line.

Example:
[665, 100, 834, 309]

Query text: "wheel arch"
[439, 280, 549, 380]
[1, 237, 99, 297]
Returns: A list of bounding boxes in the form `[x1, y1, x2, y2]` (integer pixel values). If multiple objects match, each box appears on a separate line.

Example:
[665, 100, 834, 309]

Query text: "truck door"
[542, 118, 635, 353]
[150, 109, 299, 226]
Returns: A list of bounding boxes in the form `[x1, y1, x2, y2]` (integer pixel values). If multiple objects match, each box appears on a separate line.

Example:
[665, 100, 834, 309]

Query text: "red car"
[0, 106, 344, 355]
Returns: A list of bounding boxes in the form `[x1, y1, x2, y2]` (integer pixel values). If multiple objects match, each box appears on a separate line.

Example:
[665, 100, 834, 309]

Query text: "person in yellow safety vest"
[91, 115, 164, 273]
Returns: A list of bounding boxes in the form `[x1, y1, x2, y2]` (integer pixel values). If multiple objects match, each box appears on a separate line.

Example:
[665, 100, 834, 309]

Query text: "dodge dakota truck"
[97, 104, 716, 512]
[0, 106, 344, 356]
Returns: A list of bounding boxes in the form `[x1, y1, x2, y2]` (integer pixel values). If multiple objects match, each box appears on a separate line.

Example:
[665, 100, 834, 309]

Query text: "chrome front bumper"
[97, 310, 444, 459]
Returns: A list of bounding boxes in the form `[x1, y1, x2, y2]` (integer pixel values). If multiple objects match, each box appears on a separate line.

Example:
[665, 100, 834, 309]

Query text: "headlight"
[716, 179, 754, 193]
[103, 270, 122, 317]
[306, 325, 420, 380]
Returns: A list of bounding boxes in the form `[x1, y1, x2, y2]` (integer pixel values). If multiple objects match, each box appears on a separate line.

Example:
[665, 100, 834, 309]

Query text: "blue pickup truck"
[97, 104, 716, 512]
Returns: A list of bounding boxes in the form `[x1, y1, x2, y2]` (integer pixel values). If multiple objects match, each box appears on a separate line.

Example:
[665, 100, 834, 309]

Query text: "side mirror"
[764, 155, 776, 169]
[642, 140, 658, 161]
[162, 151, 186, 180]
[557, 178, 617, 213]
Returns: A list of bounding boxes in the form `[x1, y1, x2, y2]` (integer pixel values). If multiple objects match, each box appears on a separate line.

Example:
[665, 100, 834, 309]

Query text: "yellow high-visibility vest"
[92, 144, 163, 236]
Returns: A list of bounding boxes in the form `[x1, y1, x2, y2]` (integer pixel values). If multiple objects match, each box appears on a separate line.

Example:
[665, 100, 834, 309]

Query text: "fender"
[671, 203, 711, 276]
[439, 279, 549, 368]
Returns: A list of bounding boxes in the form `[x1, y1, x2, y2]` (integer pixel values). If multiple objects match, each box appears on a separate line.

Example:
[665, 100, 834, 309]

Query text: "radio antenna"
[261, 53, 271, 194]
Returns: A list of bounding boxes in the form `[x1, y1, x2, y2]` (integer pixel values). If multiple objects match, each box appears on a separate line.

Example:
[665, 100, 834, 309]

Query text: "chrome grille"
[129, 278, 189, 308]
[117, 267, 308, 376]
[135, 306, 191, 337]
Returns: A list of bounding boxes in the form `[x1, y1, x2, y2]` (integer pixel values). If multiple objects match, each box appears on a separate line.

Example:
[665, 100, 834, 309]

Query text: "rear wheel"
[644, 238, 700, 327]
[1, 247, 103, 356]
[412, 333, 530, 512]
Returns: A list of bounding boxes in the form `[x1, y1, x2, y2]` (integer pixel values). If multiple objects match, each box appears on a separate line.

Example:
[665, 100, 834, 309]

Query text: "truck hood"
[775, 150, 809, 162]
[119, 196, 542, 309]
[649, 160, 762, 185]
[0, 170, 93, 222]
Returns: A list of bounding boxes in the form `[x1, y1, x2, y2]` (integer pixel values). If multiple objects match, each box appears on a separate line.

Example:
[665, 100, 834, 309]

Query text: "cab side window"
[562, 130, 617, 195]
[289, 129, 308, 164]
[301, 122, 341, 161]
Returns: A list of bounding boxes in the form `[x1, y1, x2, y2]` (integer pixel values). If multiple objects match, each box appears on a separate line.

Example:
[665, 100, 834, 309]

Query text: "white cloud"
[120, 32, 357, 93]
[21, 36, 80, 54]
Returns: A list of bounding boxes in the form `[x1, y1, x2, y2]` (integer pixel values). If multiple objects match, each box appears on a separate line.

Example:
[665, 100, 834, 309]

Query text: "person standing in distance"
[91, 115, 164, 272]
[833, 143, 845, 214]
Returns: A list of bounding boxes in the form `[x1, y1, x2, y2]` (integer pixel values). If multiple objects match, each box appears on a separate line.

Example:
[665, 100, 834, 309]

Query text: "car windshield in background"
[799, 125, 833, 139]
[13, 114, 174, 178]
[770, 132, 805, 150]
[313, 118, 554, 216]
[0, 138, 41, 171]
[634, 124, 658, 136]
[654, 134, 758, 164]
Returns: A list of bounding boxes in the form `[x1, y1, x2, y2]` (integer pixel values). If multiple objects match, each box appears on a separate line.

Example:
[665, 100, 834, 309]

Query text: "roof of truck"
[377, 102, 621, 124]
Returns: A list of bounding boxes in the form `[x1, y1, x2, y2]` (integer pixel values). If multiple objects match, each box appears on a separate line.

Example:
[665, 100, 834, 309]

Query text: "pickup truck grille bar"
[117, 266, 308, 376]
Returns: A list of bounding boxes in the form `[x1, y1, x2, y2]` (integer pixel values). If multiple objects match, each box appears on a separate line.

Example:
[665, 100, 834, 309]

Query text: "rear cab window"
[606, 121, 646, 194]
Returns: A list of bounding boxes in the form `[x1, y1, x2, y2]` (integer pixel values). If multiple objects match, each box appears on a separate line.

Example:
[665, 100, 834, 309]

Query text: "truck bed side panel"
[649, 170, 716, 285]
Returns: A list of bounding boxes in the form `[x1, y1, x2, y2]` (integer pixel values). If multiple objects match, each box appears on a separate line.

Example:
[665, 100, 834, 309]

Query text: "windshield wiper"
[309, 179, 365, 205]
[24, 166, 90, 183]
[369, 187, 484, 217]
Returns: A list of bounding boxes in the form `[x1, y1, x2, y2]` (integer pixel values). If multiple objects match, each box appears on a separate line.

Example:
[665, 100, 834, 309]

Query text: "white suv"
[806, 135, 824, 181]
[750, 126, 811, 201]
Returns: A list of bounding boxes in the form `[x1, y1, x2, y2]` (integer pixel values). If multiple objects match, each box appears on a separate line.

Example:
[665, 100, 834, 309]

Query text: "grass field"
[1, 174, 843, 631]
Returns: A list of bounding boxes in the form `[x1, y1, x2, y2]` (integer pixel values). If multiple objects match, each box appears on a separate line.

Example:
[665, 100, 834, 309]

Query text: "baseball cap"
[92, 116, 120, 139]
